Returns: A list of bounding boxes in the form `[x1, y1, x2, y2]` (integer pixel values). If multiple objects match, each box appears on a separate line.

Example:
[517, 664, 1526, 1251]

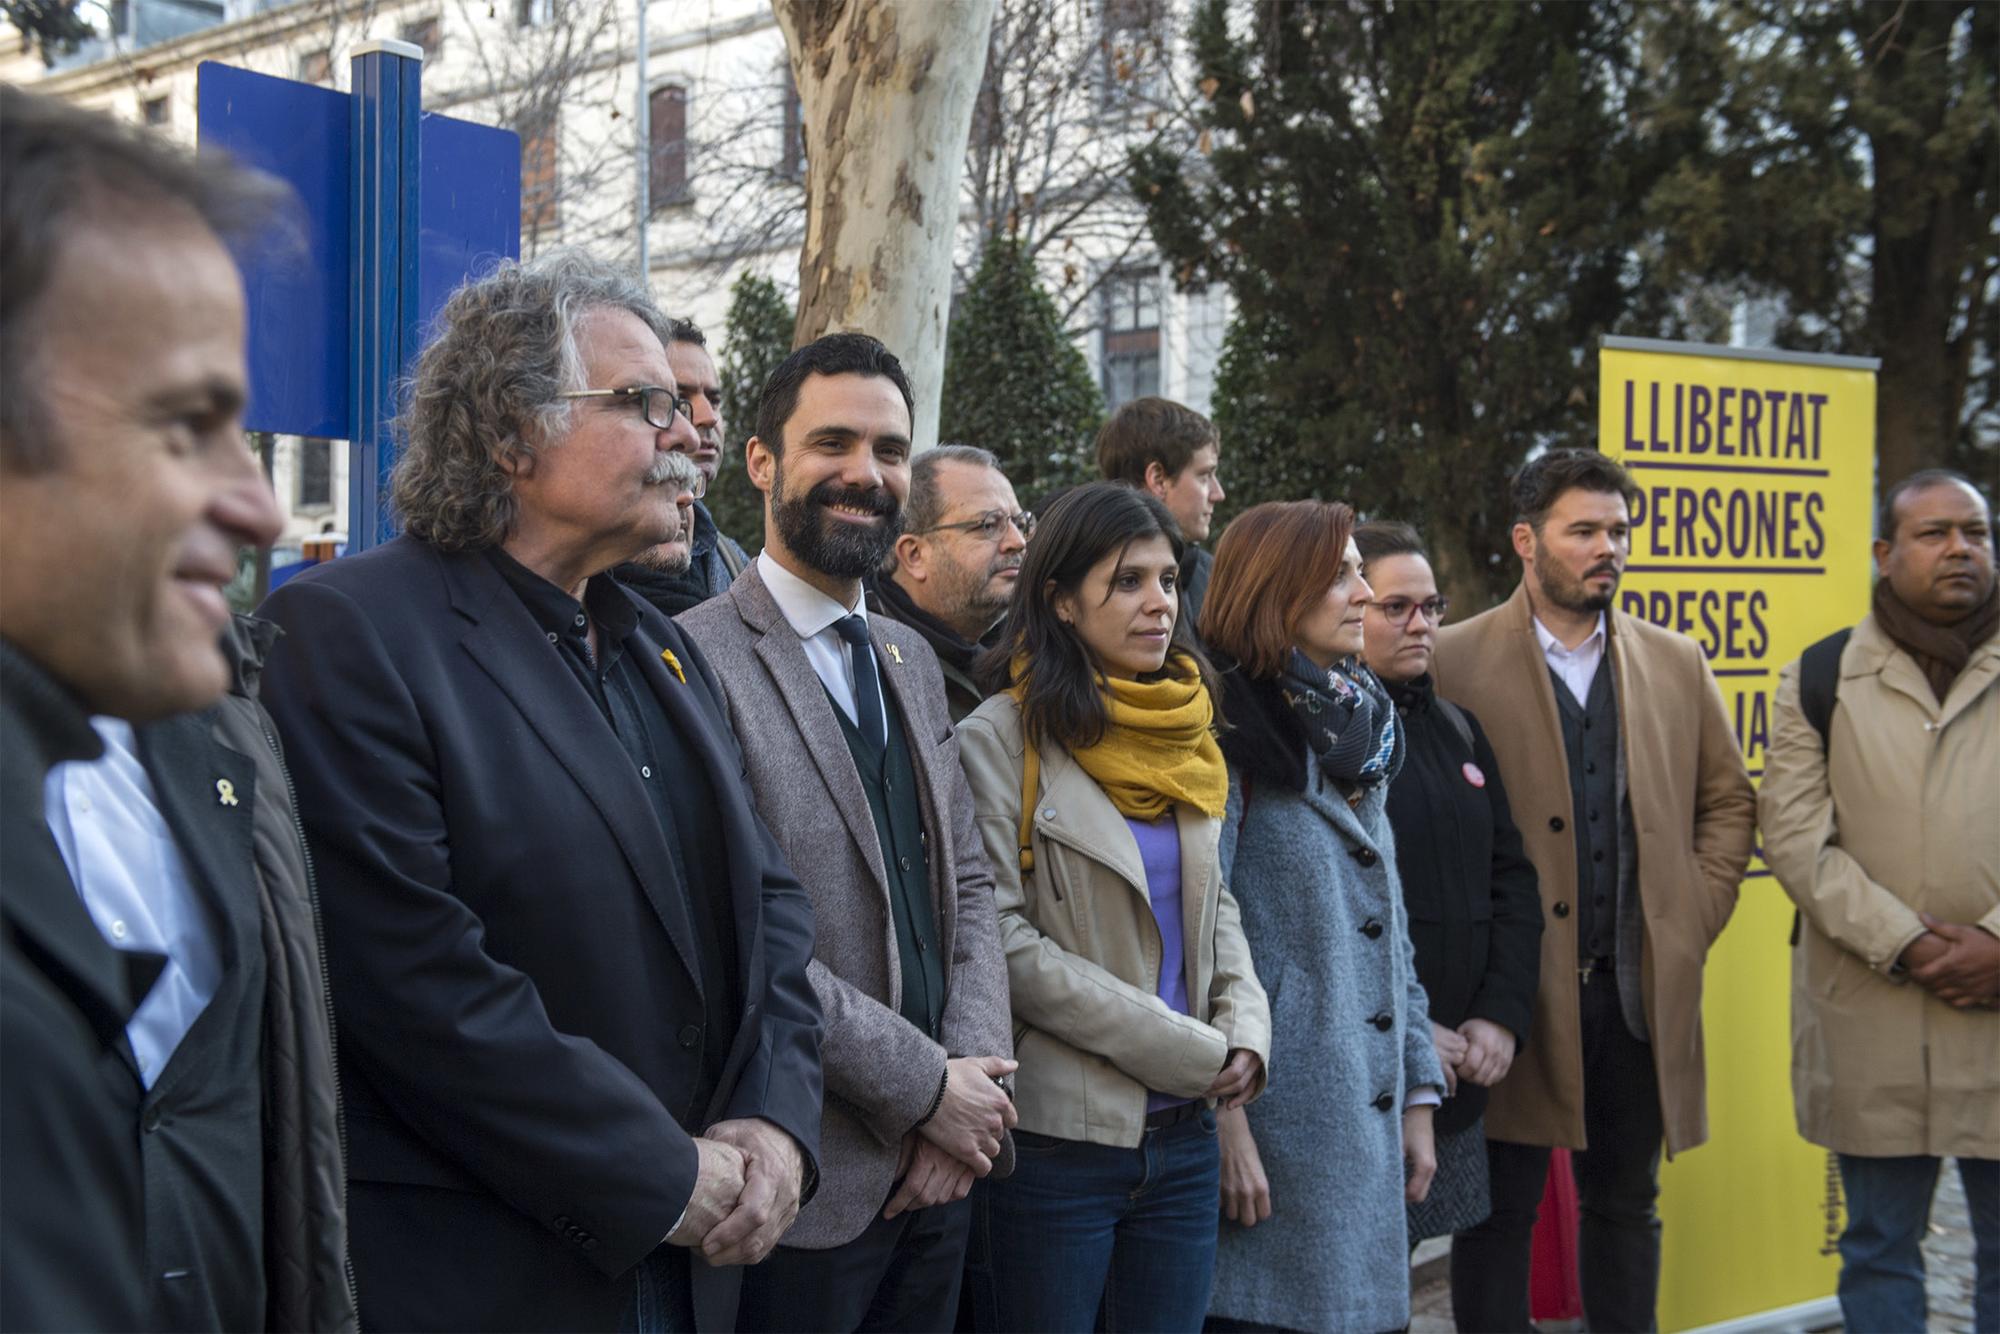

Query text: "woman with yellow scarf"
[955, 482, 1271, 1334]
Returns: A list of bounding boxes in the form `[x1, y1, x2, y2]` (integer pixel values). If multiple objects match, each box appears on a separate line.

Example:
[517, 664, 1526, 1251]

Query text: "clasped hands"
[1429, 1018, 1516, 1097]
[664, 1117, 806, 1267]
[885, 1055, 1019, 1219]
[1899, 913, 2000, 1009]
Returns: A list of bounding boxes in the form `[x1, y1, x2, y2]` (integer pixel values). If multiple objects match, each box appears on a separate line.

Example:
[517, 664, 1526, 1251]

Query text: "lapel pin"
[886, 643, 903, 665]
[215, 778, 239, 807]
[660, 647, 686, 684]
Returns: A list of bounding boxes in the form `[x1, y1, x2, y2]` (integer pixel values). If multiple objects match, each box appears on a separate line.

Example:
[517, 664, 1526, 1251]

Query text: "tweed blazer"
[678, 564, 1014, 1249]
[1434, 583, 1756, 1155]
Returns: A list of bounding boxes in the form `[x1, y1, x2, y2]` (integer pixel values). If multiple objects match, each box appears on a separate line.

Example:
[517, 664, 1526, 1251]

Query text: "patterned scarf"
[1275, 649, 1399, 785]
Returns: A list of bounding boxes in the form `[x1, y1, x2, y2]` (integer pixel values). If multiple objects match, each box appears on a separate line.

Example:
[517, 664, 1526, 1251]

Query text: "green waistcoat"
[829, 685, 945, 1038]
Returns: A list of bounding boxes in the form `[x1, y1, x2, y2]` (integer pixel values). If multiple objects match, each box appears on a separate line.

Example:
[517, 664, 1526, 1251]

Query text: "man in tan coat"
[1761, 468, 1997, 1334]
[1434, 449, 1755, 1333]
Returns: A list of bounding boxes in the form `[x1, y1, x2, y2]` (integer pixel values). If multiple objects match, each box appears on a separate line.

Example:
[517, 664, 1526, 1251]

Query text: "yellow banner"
[1598, 337, 1877, 1331]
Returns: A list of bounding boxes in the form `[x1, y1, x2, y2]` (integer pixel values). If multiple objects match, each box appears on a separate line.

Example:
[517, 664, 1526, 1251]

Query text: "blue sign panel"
[198, 65, 351, 439]
[195, 61, 519, 442]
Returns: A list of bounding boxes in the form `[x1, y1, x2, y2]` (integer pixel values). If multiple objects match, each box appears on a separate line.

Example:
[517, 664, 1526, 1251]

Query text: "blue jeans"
[1837, 1154, 1998, 1334]
[969, 1108, 1221, 1333]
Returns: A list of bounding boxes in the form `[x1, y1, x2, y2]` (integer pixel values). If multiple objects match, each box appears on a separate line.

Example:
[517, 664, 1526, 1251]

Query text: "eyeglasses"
[558, 385, 694, 431]
[917, 510, 1036, 542]
[1369, 596, 1450, 627]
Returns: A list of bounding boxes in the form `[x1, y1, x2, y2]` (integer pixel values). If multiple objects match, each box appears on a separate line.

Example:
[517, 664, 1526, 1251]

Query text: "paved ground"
[1408, 1161, 1980, 1332]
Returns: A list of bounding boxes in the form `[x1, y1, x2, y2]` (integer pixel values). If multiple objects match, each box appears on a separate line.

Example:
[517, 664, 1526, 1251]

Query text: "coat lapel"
[1035, 745, 1150, 896]
[1939, 642, 2000, 730]
[454, 559, 702, 990]
[735, 572, 891, 896]
[873, 619, 950, 929]
[134, 711, 258, 969]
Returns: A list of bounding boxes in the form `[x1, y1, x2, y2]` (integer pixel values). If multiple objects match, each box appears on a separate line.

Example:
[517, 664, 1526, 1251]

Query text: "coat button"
[1370, 1012, 1392, 1032]
[555, 1214, 572, 1228]
[1350, 847, 1378, 867]
[1553, 901, 1571, 918]
[678, 1024, 701, 1048]
[898, 855, 911, 872]
[1549, 816, 1566, 832]
[1373, 1092, 1394, 1112]
[1361, 919, 1384, 940]
[142, 1107, 163, 1134]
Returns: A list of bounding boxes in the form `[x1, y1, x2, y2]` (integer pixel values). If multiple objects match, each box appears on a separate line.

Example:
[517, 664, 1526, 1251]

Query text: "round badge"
[1462, 761, 1486, 788]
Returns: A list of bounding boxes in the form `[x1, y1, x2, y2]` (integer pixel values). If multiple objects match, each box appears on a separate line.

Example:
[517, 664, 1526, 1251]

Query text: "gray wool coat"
[1208, 751, 1443, 1334]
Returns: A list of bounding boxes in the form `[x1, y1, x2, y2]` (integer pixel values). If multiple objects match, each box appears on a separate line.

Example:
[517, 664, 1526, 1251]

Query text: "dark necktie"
[833, 614, 886, 748]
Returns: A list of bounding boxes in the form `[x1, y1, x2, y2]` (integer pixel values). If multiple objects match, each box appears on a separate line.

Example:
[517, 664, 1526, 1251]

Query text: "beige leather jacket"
[957, 694, 1271, 1148]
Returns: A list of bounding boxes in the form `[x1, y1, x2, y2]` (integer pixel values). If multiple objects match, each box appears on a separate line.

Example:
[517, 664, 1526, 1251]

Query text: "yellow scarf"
[1014, 653, 1228, 821]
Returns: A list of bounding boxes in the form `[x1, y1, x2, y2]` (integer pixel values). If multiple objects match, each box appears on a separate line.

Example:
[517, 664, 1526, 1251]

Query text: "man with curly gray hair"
[257, 250, 826, 1331]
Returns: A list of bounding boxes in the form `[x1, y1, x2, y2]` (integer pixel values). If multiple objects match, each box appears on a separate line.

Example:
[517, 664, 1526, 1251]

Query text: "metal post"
[635, 0, 649, 283]
[348, 38, 425, 552]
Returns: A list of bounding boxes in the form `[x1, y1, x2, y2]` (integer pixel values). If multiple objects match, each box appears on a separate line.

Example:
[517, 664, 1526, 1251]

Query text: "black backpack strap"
[1799, 628, 1853, 752]
[1432, 695, 1476, 755]
[1787, 626, 1852, 947]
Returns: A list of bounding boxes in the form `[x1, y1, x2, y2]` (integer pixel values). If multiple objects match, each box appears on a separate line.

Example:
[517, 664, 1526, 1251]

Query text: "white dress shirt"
[1534, 612, 1608, 707]
[43, 716, 223, 1088]
[757, 550, 883, 734]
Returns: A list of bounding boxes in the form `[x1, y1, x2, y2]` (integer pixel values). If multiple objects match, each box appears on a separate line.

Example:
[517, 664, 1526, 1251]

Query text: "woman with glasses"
[1198, 500, 1442, 1334]
[1352, 521, 1541, 1309]
[955, 482, 1270, 1333]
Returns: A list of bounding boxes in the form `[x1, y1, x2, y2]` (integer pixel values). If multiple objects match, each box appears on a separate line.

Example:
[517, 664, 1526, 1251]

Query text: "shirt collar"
[1532, 611, 1606, 659]
[485, 546, 638, 646]
[758, 549, 863, 641]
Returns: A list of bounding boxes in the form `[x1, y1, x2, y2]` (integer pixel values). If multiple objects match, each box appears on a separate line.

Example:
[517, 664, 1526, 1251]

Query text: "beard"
[633, 531, 693, 576]
[1533, 535, 1622, 614]
[771, 463, 903, 579]
[931, 549, 1019, 637]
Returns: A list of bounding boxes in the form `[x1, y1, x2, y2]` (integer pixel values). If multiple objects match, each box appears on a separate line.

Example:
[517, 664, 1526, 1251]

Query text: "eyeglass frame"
[557, 385, 695, 432]
[1367, 595, 1450, 627]
[913, 509, 1037, 542]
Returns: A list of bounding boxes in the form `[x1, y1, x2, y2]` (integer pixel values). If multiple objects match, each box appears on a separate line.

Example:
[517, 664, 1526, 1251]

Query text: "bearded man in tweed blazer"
[678, 334, 1015, 1334]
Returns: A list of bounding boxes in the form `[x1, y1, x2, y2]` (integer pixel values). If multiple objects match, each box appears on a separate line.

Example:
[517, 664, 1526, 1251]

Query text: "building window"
[398, 16, 441, 59]
[142, 96, 170, 127]
[515, 0, 552, 29]
[1101, 265, 1161, 411]
[1099, 0, 1164, 115]
[649, 84, 688, 208]
[778, 67, 805, 181]
[298, 47, 332, 83]
[519, 111, 559, 234]
[297, 437, 333, 509]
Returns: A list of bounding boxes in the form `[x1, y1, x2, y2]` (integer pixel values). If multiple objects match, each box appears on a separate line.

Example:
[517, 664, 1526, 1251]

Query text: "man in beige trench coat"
[1761, 468, 1997, 1334]
[1435, 449, 1756, 1333]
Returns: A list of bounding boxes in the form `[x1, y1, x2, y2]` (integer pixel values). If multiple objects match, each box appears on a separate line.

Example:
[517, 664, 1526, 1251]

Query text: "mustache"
[644, 452, 702, 489]
[807, 479, 898, 516]
[1585, 561, 1620, 578]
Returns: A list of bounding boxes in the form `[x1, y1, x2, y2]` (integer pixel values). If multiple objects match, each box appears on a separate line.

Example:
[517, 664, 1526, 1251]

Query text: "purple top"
[1127, 814, 1192, 1112]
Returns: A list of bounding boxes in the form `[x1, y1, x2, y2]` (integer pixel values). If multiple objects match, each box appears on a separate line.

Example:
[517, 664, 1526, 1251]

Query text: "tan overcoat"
[1435, 584, 1756, 1155]
[1760, 614, 1999, 1158]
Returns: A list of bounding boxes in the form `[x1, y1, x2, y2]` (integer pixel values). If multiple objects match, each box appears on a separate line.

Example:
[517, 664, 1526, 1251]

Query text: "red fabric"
[1530, 1148, 1584, 1321]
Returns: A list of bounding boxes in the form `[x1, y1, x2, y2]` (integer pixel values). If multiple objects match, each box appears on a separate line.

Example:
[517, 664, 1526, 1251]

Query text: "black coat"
[0, 642, 153, 1333]
[1382, 675, 1543, 1135]
[258, 537, 824, 1333]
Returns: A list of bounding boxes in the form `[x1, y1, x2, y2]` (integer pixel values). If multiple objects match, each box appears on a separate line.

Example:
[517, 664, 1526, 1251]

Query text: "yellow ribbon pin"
[886, 643, 903, 665]
[660, 648, 686, 683]
[215, 778, 239, 807]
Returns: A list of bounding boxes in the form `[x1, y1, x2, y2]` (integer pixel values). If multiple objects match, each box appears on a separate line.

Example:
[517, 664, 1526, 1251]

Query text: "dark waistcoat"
[1548, 665, 1647, 1041]
[829, 686, 944, 1038]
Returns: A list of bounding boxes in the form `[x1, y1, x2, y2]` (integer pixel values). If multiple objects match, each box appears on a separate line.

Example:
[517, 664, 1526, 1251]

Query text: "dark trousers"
[1450, 968, 1665, 1333]
[736, 1195, 972, 1334]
